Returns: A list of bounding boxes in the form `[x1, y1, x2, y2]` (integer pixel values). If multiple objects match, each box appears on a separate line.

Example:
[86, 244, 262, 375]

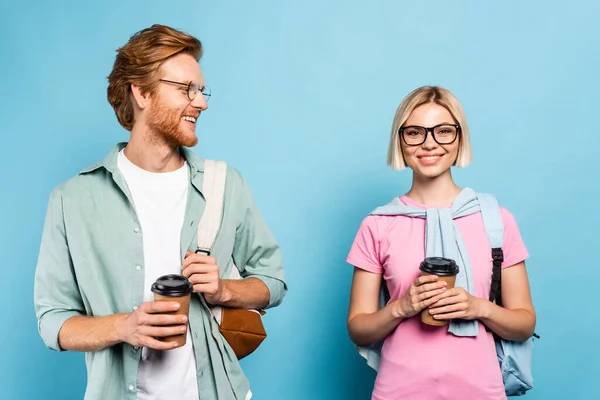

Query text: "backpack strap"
[196, 160, 242, 282]
[477, 193, 504, 306]
[196, 160, 227, 256]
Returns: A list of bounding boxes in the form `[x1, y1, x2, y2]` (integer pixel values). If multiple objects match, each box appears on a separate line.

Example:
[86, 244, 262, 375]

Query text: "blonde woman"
[346, 86, 535, 400]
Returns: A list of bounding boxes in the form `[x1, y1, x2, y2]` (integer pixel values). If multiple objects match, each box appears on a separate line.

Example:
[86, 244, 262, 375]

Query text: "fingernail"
[174, 303, 180, 310]
[181, 316, 188, 323]
[180, 326, 186, 333]
[172, 342, 178, 348]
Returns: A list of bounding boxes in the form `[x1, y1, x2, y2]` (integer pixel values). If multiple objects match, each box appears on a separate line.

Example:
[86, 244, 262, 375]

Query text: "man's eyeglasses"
[158, 79, 211, 102]
[399, 124, 460, 146]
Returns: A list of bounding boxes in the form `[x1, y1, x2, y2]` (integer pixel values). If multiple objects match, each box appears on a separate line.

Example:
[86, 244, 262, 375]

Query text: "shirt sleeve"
[500, 207, 529, 268]
[346, 215, 383, 274]
[230, 168, 287, 309]
[34, 187, 85, 351]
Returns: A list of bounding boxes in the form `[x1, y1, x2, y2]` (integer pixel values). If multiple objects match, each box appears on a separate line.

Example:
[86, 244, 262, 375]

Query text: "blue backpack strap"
[478, 193, 537, 396]
[477, 193, 504, 305]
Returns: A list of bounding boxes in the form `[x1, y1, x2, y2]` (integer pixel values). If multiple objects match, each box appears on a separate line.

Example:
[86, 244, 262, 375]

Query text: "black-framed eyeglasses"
[399, 123, 460, 146]
[158, 79, 211, 102]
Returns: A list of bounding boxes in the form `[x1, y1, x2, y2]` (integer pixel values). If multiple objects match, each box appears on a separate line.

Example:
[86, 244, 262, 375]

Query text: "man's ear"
[131, 84, 151, 109]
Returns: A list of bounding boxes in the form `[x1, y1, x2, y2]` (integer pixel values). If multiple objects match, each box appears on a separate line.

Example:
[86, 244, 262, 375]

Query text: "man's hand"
[182, 251, 224, 305]
[115, 301, 188, 350]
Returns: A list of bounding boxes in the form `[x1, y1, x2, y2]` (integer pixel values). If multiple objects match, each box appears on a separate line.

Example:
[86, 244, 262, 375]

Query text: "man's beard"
[146, 97, 198, 148]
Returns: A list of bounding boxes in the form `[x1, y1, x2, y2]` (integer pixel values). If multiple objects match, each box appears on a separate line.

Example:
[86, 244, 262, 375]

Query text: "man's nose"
[191, 94, 208, 110]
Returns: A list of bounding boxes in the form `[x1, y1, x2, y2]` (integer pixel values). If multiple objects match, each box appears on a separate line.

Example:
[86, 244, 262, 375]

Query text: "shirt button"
[133, 227, 140, 233]
[133, 306, 138, 311]
[128, 385, 135, 391]
[135, 265, 142, 271]
[133, 346, 140, 350]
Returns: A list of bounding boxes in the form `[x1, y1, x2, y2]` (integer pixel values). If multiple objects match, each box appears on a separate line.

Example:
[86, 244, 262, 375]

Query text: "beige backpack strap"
[197, 160, 243, 323]
[196, 159, 227, 255]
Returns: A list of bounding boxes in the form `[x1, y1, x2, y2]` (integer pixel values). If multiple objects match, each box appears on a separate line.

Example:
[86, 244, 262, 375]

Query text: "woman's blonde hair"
[387, 86, 472, 170]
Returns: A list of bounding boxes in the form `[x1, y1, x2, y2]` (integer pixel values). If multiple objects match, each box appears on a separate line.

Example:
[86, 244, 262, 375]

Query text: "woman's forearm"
[479, 300, 536, 342]
[348, 301, 405, 346]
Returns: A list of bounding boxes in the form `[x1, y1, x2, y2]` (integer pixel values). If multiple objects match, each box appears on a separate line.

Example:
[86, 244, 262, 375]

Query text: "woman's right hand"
[393, 275, 448, 319]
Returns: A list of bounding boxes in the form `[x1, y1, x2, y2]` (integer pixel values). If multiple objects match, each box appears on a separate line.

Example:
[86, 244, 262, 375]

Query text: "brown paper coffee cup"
[151, 274, 194, 348]
[153, 293, 191, 346]
[420, 273, 456, 326]
[418, 257, 459, 327]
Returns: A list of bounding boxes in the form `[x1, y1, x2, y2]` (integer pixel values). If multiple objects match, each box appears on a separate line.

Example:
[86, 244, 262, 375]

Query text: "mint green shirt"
[34, 143, 287, 400]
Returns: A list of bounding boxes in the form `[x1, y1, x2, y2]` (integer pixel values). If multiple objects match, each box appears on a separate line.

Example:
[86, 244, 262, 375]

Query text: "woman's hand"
[427, 287, 487, 321]
[394, 275, 448, 319]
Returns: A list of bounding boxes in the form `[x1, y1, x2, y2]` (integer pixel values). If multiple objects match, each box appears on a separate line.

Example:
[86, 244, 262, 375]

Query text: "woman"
[346, 86, 536, 400]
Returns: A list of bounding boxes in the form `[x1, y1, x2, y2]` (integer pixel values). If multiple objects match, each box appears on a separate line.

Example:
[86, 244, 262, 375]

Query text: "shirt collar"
[79, 142, 206, 175]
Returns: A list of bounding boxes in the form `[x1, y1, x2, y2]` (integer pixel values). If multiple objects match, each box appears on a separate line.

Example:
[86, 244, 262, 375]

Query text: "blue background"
[1, 0, 598, 399]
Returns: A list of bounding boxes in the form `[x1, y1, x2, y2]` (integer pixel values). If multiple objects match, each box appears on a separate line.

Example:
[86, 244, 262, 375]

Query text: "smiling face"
[145, 53, 208, 147]
[400, 103, 460, 180]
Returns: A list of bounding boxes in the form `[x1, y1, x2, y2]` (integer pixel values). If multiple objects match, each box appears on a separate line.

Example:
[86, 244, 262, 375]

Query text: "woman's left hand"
[428, 287, 487, 321]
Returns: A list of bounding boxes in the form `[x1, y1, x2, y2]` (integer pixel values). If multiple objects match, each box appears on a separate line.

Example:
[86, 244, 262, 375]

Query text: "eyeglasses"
[158, 79, 211, 102]
[399, 124, 460, 146]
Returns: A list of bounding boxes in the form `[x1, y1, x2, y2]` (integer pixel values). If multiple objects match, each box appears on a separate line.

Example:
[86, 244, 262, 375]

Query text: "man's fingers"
[140, 301, 180, 314]
[139, 336, 180, 350]
[182, 264, 218, 277]
[192, 283, 216, 294]
[187, 273, 218, 285]
[182, 253, 217, 269]
[144, 313, 187, 326]
[140, 325, 187, 338]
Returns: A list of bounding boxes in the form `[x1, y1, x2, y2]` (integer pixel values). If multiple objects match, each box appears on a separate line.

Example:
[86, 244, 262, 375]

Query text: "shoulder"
[478, 197, 522, 237]
[355, 213, 405, 240]
[476, 191, 519, 227]
[499, 205, 516, 219]
[498, 206, 522, 235]
[221, 164, 251, 201]
[48, 167, 108, 204]
[360, 214, 380, 231]
[218, 163, 257, 214]
[224, 164, 245, 187]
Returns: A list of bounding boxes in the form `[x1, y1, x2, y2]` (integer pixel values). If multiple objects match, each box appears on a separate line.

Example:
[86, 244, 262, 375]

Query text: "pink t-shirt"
[347, 196, 529, 400]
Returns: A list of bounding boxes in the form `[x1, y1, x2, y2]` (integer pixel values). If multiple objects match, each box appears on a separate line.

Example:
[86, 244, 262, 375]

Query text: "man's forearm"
[216, 277, 270, 309]
[58, 314, 125, 352]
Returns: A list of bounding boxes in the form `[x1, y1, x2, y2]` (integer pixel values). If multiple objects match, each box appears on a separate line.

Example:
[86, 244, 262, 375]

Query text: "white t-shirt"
[117, 150, 199, 400]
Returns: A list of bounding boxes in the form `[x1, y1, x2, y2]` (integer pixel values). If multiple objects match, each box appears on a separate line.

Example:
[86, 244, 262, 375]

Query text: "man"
[34, 24, 286, 400]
